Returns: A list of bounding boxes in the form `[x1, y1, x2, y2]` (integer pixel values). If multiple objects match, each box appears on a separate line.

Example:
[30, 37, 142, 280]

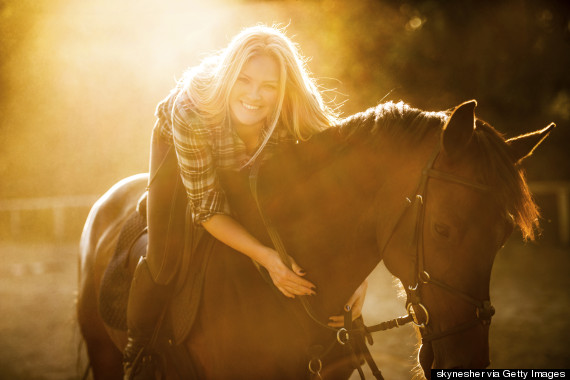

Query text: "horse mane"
[337, 101, 447, 146]
[334, 101, 540, 240]
[471, 120, 540, 240]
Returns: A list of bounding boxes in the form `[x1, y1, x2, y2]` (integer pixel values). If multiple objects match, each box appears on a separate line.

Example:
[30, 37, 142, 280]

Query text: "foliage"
[0, 0, 568, 200]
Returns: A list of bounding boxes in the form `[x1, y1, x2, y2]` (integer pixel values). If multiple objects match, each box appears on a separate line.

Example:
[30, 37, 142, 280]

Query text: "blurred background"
[0, 0, 569, 242]
[0, 0, 568, 379]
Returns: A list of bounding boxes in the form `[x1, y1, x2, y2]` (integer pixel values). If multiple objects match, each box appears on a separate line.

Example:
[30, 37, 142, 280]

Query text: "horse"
[77, 100, 552, 379]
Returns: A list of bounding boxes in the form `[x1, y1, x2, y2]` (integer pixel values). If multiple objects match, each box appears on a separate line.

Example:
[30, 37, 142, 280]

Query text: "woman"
[123, 25, 368, 379]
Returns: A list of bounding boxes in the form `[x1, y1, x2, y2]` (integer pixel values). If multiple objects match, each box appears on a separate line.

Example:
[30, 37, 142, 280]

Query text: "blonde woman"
[124, 25, 368, 379]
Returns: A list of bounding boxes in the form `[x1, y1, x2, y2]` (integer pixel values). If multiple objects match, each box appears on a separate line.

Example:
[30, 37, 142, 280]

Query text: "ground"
[0, 238, 568, 380]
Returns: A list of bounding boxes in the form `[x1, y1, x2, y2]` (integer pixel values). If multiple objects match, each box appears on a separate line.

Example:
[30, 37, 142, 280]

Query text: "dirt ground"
[0, 238, 568, 380]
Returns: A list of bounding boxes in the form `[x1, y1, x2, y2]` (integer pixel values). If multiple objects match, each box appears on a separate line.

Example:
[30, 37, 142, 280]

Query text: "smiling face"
[229, 54, 280, 142]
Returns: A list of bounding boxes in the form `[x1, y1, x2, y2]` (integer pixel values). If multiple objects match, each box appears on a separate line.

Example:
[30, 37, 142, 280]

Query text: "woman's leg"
[123, 127, 187, 379]
[145, 128, 189, 284]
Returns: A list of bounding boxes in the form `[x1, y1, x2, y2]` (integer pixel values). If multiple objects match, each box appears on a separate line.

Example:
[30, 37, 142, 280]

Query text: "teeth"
[242, 102, 260, 110]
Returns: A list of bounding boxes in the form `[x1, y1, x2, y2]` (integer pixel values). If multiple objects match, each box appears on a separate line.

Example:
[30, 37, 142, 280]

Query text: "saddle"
[99, 207, 147, 331]
[98, 192, 213, 345]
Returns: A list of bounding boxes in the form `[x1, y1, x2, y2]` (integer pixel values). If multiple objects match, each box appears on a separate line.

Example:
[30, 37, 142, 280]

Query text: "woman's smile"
[241, 101, 261, 111]
[229, 54, 280, 139]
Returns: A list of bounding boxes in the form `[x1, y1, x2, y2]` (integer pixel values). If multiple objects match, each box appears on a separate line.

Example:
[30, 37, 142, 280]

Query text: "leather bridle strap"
[425, 168, 491, 193]
[246, 139, 496, 377]
[248, 156, 415, 331]
[248, 156, 412, 380]
[421, 300, 495, 343]
[248, 157, 338, 332]
[407, 143, 496, 345]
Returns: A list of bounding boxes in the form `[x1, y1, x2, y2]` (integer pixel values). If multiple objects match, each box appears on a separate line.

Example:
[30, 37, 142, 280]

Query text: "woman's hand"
[328, 279, 368, 327]
[201, 214, 316, 298]
[261, 248, 316, 298]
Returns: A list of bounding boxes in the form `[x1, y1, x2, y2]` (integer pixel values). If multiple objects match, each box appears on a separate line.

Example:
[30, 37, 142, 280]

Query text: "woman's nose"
[246, 84, 261, 100]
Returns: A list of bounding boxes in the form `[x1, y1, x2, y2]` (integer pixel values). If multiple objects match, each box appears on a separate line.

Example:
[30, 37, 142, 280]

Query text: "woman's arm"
[202, 214, 316, 298]
[169, 95, 315, 298]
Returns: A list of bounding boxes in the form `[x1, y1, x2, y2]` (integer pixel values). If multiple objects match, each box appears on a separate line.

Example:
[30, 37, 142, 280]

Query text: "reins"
[248, 156, 412, 380]
[247, 138, 497, 379]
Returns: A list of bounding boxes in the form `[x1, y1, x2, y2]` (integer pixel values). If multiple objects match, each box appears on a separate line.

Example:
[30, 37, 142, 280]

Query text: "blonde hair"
[181, 24, 338, 141]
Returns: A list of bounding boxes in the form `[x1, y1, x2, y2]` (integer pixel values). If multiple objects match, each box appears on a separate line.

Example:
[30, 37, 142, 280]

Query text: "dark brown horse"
[78, 100, 552, 379]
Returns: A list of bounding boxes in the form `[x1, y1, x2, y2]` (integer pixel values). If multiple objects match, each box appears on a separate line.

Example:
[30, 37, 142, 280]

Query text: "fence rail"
[0, 195, 99, 240]
[1, 181, 569, 244]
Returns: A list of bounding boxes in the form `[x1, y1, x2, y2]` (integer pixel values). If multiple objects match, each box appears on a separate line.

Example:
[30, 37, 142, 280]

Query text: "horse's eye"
[434, 223, 450, 238]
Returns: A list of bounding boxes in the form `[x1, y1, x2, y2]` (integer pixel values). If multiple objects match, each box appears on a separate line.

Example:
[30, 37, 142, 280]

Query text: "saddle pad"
[99, 211, 147, 331]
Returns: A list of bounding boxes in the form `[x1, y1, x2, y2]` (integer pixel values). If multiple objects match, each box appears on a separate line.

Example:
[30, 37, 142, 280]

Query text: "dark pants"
[145, 126, 188, 285]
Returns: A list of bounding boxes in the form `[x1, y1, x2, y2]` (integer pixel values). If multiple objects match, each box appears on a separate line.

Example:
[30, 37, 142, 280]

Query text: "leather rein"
[248, 140, 496, 379]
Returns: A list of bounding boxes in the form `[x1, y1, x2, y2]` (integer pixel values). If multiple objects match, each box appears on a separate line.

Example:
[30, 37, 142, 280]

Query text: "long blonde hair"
[181, 24, 338, 141]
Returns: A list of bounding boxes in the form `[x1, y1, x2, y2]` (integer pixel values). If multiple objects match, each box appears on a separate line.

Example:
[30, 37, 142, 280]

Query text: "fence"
[0, 195, 99, 241]
[1, 181, 569, 244]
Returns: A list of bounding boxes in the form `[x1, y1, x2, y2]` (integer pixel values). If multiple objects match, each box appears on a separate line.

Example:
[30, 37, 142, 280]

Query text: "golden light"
[0, 0, 366, 200]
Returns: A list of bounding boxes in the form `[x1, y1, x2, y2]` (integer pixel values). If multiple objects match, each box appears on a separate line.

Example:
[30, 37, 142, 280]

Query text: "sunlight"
[0, 1, 568, 378]
[0, 0, 315, 198]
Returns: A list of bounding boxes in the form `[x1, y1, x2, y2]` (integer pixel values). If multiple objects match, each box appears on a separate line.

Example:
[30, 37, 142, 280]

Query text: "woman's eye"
[434, 223, 450, 238]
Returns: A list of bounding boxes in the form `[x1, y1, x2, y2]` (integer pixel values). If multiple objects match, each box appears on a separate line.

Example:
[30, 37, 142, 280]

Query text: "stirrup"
[123, 345, 163, 380]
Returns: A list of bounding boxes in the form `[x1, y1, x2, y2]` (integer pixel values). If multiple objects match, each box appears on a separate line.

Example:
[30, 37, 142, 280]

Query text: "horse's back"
[79, 174, 148, 270]
[77, 173, 148, 379]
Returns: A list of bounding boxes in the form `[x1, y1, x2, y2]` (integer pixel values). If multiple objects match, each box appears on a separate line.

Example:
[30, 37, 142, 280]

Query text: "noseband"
[396, 143, 496, 344]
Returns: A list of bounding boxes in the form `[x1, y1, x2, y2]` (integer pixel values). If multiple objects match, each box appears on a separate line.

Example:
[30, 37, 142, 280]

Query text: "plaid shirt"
[155, 85, 291, 224]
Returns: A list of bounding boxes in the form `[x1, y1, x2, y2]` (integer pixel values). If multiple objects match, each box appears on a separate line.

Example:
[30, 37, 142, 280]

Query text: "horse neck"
[260, 128, 440, 318]
[373, 132, 442, 249]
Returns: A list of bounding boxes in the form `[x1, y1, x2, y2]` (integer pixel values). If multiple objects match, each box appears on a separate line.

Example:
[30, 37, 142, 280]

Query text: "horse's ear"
[441, 100, 477, 159]
[506, 123, 555, 164]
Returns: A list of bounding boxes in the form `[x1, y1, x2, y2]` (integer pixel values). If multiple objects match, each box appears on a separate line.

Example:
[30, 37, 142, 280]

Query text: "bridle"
[390, 141, 496, 345]
[248, 139, 497, 379]
[381, 140, 497, 378]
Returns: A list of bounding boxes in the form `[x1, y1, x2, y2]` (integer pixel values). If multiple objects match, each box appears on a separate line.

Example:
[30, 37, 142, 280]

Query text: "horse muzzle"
[419, 324, 491, 379]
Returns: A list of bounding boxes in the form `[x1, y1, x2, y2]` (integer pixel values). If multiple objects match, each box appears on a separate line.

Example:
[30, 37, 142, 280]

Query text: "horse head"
[380, 100, 553, 376]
